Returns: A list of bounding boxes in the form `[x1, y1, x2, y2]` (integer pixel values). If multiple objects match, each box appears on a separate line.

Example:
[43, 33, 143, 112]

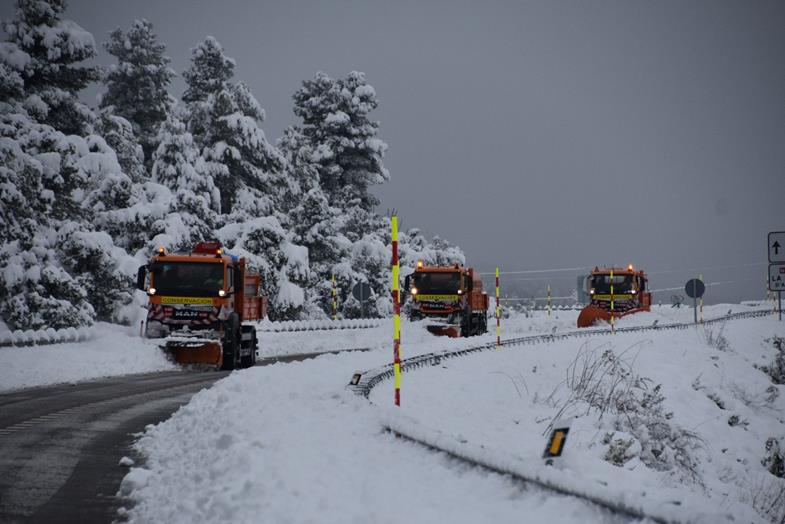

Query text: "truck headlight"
[457, 289, 463, 295]
[148, 287, 156, 295]
[218, 290, 226, 297]
[410, 287, 418, 295]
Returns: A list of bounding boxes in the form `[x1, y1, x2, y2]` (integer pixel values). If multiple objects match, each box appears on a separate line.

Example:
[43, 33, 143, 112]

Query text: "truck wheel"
[240, 328, 257, 368]
[221, 314, 240, 370]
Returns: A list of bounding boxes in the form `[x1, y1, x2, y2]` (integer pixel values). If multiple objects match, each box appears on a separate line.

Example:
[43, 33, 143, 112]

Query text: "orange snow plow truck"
[404, 262, 489, 337]
[577, 265, 651, 328]
[136, 242, 267, 369]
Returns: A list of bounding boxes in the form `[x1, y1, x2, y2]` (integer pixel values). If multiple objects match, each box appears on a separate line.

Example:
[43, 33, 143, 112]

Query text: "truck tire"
[240, 327, 257, 368]
[221, 314, 240, 370]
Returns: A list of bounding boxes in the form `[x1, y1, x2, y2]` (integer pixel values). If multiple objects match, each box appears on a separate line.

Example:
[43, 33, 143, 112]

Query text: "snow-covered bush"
[759, 336, 785, 385]
[702, 322, 730, 352]
[551, 342, 704, 484]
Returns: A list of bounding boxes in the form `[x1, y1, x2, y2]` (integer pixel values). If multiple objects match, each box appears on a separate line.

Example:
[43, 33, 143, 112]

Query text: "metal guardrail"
[257, 318, 384, 333]
[349, 308, 775, 397]
[0, 327, 95, 348]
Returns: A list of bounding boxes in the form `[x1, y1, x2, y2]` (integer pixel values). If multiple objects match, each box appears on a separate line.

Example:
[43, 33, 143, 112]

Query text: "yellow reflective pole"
[391, 215, 401, 406]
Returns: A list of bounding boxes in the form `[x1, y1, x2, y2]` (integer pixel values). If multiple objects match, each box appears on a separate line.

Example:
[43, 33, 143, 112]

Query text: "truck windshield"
[152, 262, 225, 296]
[412, 272, 460, 294]
[591, 274, 633, 294]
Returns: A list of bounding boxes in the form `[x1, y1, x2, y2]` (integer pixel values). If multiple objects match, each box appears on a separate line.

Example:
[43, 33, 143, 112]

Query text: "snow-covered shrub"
[0, 239, 94, 330]
[763, 437, 784, 479]
[702, 322, 730, 352]
[744, 474, 785, 523]
[59, 228, 136, 324]
[552, 342, 704, 484]
[758, 336, 785, 385]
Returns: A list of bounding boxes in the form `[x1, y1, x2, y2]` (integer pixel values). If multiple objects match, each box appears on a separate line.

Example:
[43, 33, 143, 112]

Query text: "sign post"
[767, 263, 784, 321]
[685, 278, 706, 324]
[768, 231, 785, 322]
[351, 282, 372, 318]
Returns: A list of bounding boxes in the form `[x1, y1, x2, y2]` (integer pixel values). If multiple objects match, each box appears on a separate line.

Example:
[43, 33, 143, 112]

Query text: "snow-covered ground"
[0, 323, 176, 392]
[120, 304, 785, 523]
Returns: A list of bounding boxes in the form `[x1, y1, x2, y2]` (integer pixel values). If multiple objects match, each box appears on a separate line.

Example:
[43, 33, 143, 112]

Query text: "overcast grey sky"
[3, 0, 783, 303]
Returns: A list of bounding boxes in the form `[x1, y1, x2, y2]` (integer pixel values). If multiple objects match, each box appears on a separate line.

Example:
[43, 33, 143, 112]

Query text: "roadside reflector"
[543, 421, 571, 461]
[350, 373, 362, 386]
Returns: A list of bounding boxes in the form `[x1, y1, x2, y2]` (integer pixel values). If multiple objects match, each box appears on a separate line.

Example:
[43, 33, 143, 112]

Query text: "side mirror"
[136, 266, 147, 291]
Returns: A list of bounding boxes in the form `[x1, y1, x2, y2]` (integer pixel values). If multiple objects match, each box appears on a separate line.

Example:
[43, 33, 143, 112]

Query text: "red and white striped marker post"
[331, 274, 337, 320]
[547, 284, 552, 317]
[391, 215, 401, 406]
[496, 267, 501, 348]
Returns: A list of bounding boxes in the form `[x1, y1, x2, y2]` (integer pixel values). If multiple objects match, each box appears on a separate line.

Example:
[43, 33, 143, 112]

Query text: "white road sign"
[769, 231, 785, 263]
[770, 263, 785, 292]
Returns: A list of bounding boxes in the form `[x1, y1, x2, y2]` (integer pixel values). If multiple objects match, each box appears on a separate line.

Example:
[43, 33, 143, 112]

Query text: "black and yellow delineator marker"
[543, 422, 571, 464]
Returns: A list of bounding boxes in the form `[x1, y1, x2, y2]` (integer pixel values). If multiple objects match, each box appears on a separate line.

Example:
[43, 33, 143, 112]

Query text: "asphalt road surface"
[0, 350, 366, 524]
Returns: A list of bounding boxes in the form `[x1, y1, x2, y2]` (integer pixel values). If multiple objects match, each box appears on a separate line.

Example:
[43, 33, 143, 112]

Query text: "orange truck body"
[405, 263, 489, 337]
[577, 266, 652, 327]
[136, 242, 266, 369]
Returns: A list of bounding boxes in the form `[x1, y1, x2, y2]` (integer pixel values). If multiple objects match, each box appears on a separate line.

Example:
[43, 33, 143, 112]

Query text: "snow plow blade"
[577, 305, 612, 328]
[426, 324, 460, 338]
[166, 341, 223, 367]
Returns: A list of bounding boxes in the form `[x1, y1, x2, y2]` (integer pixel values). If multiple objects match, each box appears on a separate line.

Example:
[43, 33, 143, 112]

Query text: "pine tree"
[101, 19, 174, 167]
[183, 37, 284, 215]
[95, 110, 146, 183]
[2, 0, 100, 135]
[152, 111, 219, 245]
[292, 71, 389, 211]
[182, 36, 235, 146]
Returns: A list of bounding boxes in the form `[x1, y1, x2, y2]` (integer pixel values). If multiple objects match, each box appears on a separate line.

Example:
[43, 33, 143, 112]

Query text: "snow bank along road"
[0, 350, 369, 524]
[121, 304, 784, 524]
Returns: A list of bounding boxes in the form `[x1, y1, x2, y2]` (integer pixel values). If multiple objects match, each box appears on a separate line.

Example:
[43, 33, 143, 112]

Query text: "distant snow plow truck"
[404, 262, 489, 337]
[136, 242, 267, 370]
[576, 265, 651, 328]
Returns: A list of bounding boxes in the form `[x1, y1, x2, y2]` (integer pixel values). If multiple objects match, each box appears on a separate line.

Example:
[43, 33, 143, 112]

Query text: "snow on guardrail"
[349, 308, 776, 398]
[0, 326, 95, 348]
[256, 318, 384, 333]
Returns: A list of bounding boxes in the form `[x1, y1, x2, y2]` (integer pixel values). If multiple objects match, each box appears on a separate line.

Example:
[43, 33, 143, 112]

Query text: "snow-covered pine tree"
[0, 4, 141, 329]
[202, 83, 285, 215]
[182, 38, 285, 215]
[2, 0, 100, 135]
[151, 110, 219, 247]
[95, 110, 146, 183]
[101, 19, 175, 168]
[181, 36, 235, 146]
[292, 71, 389, 211]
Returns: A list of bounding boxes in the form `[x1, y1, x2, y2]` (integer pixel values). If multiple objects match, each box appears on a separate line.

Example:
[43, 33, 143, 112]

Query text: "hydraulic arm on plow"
[136, 242, 267, 370]
[577, 265, 651, 328]
[404, 262, 489, 337]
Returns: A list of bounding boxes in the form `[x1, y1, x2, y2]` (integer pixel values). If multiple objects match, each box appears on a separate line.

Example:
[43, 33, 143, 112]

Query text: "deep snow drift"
[119, 304, 785, 523]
